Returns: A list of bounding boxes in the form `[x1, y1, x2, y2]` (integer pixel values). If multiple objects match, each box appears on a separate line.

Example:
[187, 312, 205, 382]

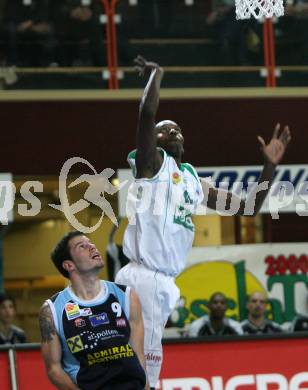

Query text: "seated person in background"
[188, 292, 242, 337]
[0, 293, 27, 344]
[4, 0, 54, 66]
[52, 0, 105, 66]
[290, 314, 308, 332]
[241, 291, 283, 334]
[106, 218, 129, 282]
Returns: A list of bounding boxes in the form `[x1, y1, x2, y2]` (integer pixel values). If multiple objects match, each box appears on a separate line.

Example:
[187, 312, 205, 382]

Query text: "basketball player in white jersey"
[115, 55, 291, 389]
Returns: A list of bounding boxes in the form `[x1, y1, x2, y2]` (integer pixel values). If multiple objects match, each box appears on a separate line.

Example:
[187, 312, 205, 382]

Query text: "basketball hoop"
[235, 0, 284, 19]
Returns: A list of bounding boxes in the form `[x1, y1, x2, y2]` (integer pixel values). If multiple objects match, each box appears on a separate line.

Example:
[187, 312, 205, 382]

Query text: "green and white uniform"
[116, 148, 203, 387]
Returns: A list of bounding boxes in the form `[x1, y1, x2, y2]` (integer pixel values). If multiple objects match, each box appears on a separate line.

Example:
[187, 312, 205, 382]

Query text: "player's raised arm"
[202, 124, 291, 216]
[134, 55, 164, 179]
[39, 303, 80, 390]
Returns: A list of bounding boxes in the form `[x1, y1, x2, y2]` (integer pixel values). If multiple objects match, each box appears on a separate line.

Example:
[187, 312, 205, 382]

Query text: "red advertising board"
[0, 352, 10, 389]
[158, 337, 308, 389]
[15, 350, 55, 390]
[1, 336, 308, 389]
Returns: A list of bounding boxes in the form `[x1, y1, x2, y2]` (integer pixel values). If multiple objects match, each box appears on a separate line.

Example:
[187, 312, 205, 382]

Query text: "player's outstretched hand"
[257, 123, 291, 165]
[134, 55, 163, 77]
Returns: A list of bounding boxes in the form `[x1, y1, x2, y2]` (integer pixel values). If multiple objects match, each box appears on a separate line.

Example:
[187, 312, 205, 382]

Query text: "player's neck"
[70, 276, 102, 301]
[174, 157, 182, 168]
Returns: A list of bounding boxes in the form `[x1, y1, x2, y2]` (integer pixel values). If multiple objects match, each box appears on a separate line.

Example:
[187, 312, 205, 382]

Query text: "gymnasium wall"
[0, 90, 306, 175]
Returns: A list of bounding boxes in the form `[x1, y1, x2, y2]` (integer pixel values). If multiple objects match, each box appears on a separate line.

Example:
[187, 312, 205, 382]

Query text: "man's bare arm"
[129, 289, 150, 390]
[202, 124, 291, 216]
[134, 55, 164, 179]
[39, 303, 80, 390]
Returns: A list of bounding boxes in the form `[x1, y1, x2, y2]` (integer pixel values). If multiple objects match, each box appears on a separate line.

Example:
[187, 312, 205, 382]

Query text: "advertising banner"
[2, 338, 308, 390]
[118, 165, 308, 217]
[158, 337, 308, 390]
[15, 350, 55, 390]
[0, 351, 10, 390]
[170, 243, 308, 326]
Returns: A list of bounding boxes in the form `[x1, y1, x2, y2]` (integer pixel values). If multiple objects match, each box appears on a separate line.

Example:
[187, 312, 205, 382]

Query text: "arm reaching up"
[202, 123, 291, 216]
[134, 55, 164, 179]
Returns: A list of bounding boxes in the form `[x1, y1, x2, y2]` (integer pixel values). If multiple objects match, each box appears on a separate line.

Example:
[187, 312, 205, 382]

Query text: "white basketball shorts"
[115, 262, 180, 388]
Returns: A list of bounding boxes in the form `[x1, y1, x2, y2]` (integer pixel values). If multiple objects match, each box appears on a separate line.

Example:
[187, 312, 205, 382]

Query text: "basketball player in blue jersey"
[39, 231, 150, 390]
[115, 55, 291, 389]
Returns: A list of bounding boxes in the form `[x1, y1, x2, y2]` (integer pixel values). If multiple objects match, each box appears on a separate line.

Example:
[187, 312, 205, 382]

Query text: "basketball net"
[235, 0, 284, 19]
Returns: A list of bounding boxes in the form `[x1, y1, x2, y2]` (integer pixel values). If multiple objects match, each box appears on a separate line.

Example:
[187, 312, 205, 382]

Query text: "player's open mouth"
[91, 253, 101, 260]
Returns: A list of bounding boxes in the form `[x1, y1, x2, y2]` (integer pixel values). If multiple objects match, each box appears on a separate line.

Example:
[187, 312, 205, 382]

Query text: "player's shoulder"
[106, 280, 128, 294]
[180, 162, 199, 181]
[49, 291, 61, 303]
[127, 148, 167, 178]
[127, 149, 137, 161]
[127, 147, 166, 161]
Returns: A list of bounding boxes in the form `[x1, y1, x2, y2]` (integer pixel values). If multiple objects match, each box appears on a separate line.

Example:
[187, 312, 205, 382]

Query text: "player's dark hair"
[0, 293, 16, 308]
[51, 231, 84, 278]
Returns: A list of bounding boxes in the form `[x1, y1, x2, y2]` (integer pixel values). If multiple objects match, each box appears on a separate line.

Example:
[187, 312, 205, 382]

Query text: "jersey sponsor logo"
[89, 312, 109, 327]
[87, 344, 134, 366]
[116, 318, 126, 327]
[65, 302, 80, 320]
[87, 329, 119, 341]
[80, 307, 92, 316]
[172, 172, 182, 184]
[74, 318, 86, 328]
[67, 335, 84, 354]
[174, 206, 194, 231]
[173, 190, 195, 231]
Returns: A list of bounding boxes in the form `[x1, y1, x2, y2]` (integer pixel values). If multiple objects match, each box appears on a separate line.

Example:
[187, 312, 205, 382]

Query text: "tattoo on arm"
[39, 304, 57, 343]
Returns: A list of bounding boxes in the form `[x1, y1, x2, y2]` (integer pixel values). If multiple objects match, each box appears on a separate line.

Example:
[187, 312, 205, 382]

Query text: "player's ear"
[62, 260, 75, 274]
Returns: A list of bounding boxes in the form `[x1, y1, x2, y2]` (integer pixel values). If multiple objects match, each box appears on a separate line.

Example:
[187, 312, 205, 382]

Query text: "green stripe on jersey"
[180, 163, 199, 182]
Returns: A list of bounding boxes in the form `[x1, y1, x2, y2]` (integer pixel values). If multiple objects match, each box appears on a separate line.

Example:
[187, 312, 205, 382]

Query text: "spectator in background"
[4, 0, 54, 66]
[188, 292, 242, 337]
[53, 0, 105, 66]
[241, 291, 283, 334]
[205, 0, 250, 65]
[106, 218, 129, 282]
[0, 293, 26, 344]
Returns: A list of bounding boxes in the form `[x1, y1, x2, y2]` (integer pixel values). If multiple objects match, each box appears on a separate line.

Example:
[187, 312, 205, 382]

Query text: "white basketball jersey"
[123, 148, 203, 276]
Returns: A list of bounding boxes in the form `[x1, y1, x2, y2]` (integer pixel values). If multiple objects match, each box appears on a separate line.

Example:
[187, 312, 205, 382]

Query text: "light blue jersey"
[47, 281, 146, 390]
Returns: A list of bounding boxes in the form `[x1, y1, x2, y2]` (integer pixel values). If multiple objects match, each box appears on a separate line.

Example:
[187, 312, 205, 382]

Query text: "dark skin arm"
[134, 55, 164, 179]
[202, 123, 291, 216]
